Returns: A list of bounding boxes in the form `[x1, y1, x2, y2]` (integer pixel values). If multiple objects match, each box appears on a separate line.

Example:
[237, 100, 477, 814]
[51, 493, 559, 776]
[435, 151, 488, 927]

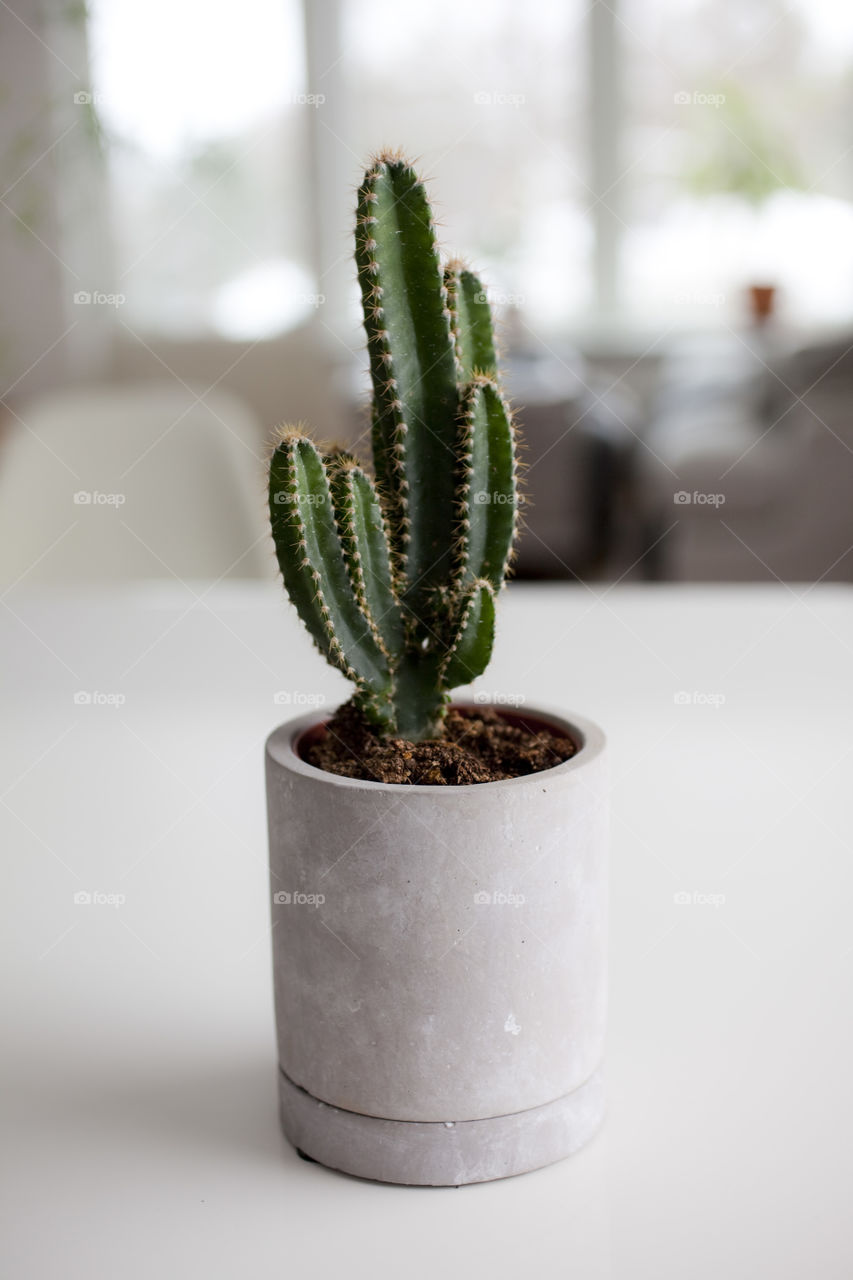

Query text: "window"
[87, 0, 853, 340]
[336, 0, 588, 330]
[88, 0, 314, 338]
[620, 0, 853, 325]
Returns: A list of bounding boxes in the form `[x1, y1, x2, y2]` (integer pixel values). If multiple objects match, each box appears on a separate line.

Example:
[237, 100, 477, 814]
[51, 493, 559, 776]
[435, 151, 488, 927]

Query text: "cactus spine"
[269, 152, 518, 741]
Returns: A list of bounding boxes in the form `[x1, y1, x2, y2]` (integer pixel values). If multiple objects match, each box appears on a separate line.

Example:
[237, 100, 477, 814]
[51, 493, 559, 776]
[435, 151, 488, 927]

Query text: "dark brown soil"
[301, 702, 576, 785]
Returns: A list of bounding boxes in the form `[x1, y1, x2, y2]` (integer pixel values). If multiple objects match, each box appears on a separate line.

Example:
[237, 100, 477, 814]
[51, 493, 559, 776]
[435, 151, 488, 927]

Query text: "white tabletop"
[2, 581, 852, 1279]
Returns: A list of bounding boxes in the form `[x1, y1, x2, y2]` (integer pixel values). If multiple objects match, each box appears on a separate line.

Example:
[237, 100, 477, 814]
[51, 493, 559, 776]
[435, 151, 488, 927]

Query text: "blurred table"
[2, 581, 852, 1279]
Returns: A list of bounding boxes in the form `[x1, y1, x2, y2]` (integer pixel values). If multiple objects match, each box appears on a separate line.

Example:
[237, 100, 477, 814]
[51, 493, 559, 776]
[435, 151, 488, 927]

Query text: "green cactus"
[269, 152, 519, 741]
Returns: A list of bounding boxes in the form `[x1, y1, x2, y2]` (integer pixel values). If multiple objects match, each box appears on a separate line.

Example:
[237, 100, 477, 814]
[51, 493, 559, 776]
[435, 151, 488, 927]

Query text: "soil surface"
[302, 702, 576, 785]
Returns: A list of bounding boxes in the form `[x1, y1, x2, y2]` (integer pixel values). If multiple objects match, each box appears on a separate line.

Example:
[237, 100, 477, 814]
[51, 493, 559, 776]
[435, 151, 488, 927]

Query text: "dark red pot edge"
[294, 703, 581, 765]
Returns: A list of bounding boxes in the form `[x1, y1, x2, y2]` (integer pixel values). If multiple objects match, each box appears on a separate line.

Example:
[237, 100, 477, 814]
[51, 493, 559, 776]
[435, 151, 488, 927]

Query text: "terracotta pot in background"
[748, 282, 777, 325]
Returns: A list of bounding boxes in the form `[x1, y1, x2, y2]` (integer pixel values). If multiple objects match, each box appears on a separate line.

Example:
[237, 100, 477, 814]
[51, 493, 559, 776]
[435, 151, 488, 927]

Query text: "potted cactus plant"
[265, 152, 608, 1186]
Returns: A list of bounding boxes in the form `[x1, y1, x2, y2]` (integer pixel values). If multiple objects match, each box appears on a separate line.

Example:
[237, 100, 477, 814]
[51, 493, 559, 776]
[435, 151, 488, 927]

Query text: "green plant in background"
[682, 81, 805, 207]
[269, 152, 519, 741]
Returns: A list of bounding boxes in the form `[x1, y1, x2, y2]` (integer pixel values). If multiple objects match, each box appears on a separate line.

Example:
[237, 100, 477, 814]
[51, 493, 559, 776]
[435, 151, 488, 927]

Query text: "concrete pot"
[265, 704, 608, 1185]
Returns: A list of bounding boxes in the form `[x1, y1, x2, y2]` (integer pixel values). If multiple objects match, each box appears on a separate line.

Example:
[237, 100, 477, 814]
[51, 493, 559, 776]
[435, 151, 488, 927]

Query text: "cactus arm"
[441, 580, 496, 689]
[328, 462, 405, 658]
[455, 378, 518, 592]
[322, 447, 359, 470]
[445, 263, 498, 379]
[355, 155, 459, 613]
[269, 434, 391, 696]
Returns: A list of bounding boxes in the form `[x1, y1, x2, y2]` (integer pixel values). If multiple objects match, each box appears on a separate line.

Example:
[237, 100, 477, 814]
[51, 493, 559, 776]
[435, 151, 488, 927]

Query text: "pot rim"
[266, 702, 606, 794]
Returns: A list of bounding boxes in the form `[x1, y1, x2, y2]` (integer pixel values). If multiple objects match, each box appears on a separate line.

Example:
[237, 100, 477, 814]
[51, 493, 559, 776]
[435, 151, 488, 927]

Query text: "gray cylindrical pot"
[265, 705, 608, 1186]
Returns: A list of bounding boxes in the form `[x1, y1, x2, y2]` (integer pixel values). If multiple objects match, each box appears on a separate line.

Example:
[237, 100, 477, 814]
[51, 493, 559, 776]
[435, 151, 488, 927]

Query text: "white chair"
[0, 382, 275, 585]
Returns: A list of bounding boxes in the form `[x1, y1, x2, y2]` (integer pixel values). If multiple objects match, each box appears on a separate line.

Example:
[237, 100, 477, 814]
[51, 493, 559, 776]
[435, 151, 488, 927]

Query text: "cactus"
[269, 152, 519, 741]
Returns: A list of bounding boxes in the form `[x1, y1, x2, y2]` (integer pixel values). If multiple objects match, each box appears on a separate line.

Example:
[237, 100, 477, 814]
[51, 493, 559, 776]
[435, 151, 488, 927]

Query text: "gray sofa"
[637, 331, 853, 582]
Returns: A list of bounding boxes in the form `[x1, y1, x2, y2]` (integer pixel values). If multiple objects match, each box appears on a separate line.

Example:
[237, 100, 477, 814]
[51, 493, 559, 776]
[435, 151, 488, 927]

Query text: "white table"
[2, 581, 852, 1279]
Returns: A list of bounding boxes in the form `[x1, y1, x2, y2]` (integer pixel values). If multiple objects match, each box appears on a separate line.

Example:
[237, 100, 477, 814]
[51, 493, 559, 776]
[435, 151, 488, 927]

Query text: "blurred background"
[2, 0, 853, 587]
